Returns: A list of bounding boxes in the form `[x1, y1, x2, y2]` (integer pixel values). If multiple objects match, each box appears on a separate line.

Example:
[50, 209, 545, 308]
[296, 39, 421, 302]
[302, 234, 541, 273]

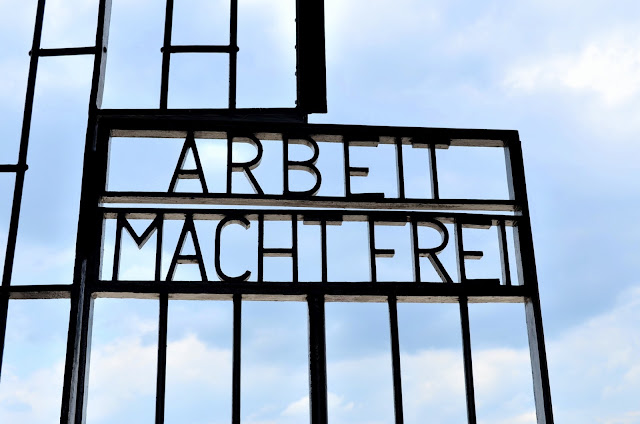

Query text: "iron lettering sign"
[88, 117, 532, 301]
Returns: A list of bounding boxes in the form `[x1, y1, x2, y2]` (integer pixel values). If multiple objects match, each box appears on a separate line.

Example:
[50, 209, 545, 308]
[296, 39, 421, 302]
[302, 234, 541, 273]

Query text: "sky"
[0, 0, 640, 423]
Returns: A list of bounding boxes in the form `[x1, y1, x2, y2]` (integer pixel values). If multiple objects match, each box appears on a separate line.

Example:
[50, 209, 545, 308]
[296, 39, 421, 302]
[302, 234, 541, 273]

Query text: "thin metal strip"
[155, 213, 164, 282]
[308, 294, 328, 424]
[160, 0, 175, 109]
[100, 118, 513, 147]
[292, 214, 298, 283]
[61, 0, 113, 421]
[88, 280, 530, 303]
[455, 221, 467, 283]
[75, 290, 95, 424]
[343, 138, 351, 196]
[320, 220, 328, 283]
[258, 214, 264, 282]
[410, 218, 422, 283]
[112, 213, 123, 280]
[498, 220, 512, 286]
[388, 295, 404, 424]
[100, 207, 519, 227]
[0, 294, 9, 381]
[395, 137, 405, 199]
[0, 164, 26, 172]
[163, 45, 238, 54]
[0, 0, 47, 384]
[2, 0, 46, 289]
[429, 143, 439, 199]
[35, 46, 97, 57]
[155, 293, 168, 424]
[232, 293, 242, 424]
[459, 296, 477, 424]
[101, 193, 518, 212]
[504, 137, 554, 423]
[368, 217, 377, 282]
[2, 284, 72, 299]
[229, 0, 238, 109]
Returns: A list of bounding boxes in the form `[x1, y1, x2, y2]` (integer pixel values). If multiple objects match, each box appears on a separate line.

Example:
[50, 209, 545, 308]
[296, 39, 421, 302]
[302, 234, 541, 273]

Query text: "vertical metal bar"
[61, 0, 112, 420]
[428, 144, 440, 200]
[367, 217, 377, 282]
[343, 138, 351, 197]
[395, 137, 405, 199]
[160, 0, 175, 109]
[0, 0, 47, 382]
[292, 214, 298, 283]
[429, 144, 439, 199]
[0, 294, 9, 382]
[155, 293, 168, 424]
[497, 220, 512, 286]
[320, 220, 328, 283]
[88, 0, 112, 112]
[410, 217, 421, 283]
[308, 294, 328, 424]
[282, 137, 289, 197]
[75, 290, 95, 424]
[226, 135, 233, 194]
[258, 214, 264, 282]
[295, 0, 327, 113]
[504, 136, 554, 424]
[459, 296, 477, 424]
[525, 295, 552, 423]
[155, 214, 164, 282]
[228, 0, 238, 109]
[454, 221, 466, 284]
[388, 295, 404, 424]
[1, 0, 46, 289]
[232, 293, 242, 424]
[112, 213, 123, 280]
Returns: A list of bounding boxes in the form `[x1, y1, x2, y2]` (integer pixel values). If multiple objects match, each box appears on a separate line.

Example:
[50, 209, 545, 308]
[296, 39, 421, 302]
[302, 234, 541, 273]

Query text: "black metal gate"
[0, 1, 554, 423]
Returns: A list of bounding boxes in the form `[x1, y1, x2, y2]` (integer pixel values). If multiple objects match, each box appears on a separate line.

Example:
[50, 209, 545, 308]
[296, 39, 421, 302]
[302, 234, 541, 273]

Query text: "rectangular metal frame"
[0, 1, 553, 424]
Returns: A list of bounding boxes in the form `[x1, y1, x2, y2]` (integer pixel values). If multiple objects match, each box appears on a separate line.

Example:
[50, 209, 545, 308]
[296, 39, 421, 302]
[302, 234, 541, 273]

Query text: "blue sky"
[1, 0, 640, 423]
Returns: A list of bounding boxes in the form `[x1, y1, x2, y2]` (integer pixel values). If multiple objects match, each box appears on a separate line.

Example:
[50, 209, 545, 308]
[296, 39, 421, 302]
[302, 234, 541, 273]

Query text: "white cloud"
[86, 332, 158, 421]
[281, 392, 354, 418]
[0, 361, 65, 424]
[599, 411, 640, 424]
[324, 0, 440, 61]
[166, 333, 232, 387]
[0, 59, 28, 105]
[548, 286, 640, 423]
[87, 322, 232, 422]
[38, 0, 98, 48]
[504, 31, 640, 107]
[11, 241, 75, 283]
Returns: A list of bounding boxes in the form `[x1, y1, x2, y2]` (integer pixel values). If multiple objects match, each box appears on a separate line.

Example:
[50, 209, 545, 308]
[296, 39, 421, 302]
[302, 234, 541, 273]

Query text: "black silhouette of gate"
[0, 1, 554, 423]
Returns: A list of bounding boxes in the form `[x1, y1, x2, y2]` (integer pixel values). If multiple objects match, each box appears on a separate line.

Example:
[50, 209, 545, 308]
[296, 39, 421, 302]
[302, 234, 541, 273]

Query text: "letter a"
[168, 132, 209, 193]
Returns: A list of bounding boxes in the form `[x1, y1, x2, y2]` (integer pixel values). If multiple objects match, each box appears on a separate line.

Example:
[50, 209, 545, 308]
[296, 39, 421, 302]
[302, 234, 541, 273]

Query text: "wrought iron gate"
[0, 1, 554, 423]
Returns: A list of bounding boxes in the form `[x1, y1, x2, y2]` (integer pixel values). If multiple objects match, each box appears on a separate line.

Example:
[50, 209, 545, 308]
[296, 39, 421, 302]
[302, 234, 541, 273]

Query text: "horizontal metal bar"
[31, 47, 97, 57]
[101, 194, 518, 212]
[1, 284, 73, 299]
[162, 45, 239, 53]
[100, 115, 516, 145]
[0, 283, 530, 301]
[100, 207, 519, 225]
[89, 280, 530, 300]
[100, 108, 307, 123]
[0, 164, 28, 172]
